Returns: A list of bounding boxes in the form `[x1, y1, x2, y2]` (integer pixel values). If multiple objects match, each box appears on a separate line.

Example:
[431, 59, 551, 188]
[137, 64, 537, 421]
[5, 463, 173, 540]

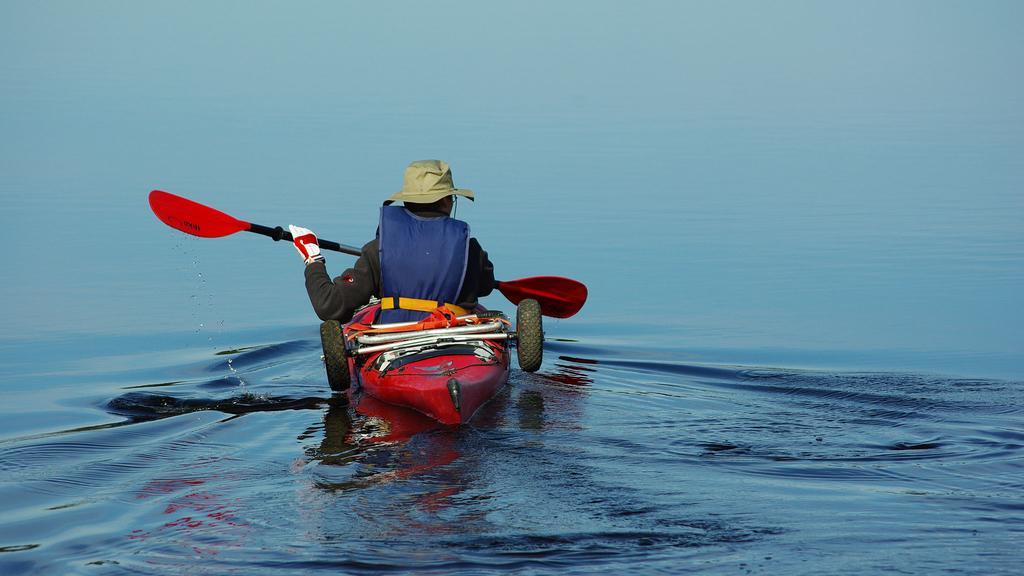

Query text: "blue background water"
[1, 2, 1022, 574]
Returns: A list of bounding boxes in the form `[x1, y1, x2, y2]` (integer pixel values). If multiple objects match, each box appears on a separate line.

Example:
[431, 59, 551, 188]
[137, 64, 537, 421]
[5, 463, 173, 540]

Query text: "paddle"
[149, 190, 362, 256]
[495, 277, 587, 319]
[148, 190, 588, 317]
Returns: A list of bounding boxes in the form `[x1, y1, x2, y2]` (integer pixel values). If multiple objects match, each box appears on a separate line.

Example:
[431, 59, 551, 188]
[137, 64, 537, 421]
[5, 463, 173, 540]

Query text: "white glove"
[288, 224, 324, 264]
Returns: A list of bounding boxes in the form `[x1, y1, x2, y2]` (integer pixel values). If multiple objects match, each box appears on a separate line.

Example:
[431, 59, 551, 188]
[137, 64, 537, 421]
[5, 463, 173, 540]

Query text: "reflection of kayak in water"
[320, 300, 544, 425]
[312, 395, 462, 493]
[349, 393, 442, 444]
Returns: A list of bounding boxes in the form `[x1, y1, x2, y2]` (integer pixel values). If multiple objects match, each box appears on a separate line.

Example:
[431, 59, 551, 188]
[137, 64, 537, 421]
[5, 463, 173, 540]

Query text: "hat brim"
[387, 188, 475, 204]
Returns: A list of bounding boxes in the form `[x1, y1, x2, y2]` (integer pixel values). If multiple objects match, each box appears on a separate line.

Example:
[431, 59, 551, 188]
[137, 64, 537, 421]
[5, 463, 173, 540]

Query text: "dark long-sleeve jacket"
[303, 231, 495, 323]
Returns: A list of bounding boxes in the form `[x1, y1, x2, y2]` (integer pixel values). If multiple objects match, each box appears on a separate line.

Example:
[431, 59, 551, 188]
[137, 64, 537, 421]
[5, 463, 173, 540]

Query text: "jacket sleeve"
[302, 240, 380, 322]
[474, 239, 496, 298]
[455, 238, 495, 307]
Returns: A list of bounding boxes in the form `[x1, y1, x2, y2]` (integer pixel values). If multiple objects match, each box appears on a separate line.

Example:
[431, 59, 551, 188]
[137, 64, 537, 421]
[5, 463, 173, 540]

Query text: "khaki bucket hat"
[387, 160, 475, 204]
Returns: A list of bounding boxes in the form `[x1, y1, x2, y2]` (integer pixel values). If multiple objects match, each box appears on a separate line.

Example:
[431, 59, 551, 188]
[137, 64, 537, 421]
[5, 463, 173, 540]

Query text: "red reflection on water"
[308, 392, 465, 524]
[541, 357, 597, 388]
[128, 476, 249, 559]
[349, 391, 443, 443]
[135, 478, 204, 499]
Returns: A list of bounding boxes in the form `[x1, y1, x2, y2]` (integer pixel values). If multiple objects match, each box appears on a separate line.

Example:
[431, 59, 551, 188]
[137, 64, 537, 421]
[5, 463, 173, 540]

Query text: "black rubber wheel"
[320, 320, 351, 392]
[516, 299, 543, 372]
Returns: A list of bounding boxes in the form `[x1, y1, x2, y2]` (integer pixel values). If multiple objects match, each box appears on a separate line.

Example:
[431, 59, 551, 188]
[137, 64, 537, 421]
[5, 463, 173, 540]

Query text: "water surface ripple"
[1, 332, 1020, 574]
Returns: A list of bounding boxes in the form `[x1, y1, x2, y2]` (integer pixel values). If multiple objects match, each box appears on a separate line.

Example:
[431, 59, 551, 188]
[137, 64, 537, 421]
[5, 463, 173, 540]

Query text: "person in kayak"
[289, 159, 496, 324]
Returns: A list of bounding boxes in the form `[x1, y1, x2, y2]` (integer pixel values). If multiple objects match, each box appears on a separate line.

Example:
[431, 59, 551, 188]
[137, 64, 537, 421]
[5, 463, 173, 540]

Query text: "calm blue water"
[2, 2, 1022, 574]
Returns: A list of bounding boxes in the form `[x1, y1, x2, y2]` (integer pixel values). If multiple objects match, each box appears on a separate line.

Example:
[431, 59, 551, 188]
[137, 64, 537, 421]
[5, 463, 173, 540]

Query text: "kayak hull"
[344, 304, 510, 425]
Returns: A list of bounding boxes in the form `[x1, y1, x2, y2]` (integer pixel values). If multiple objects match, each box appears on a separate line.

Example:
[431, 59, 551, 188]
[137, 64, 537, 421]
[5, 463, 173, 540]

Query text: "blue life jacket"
[377, 205, 470, 323]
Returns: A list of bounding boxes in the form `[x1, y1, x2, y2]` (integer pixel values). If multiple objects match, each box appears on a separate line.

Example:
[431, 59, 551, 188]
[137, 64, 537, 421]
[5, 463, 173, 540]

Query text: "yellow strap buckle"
[381, 297, 468, 316]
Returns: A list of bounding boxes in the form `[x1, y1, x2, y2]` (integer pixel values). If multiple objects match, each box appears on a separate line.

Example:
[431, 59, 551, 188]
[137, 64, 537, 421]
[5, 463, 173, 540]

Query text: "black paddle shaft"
[248, 224, 363, 257]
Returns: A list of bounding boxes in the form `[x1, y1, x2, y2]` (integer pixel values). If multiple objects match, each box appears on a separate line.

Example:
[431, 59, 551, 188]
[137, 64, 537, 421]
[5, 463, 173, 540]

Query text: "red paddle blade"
[497, 276, 588, 318]
[149, 190, 250, 238]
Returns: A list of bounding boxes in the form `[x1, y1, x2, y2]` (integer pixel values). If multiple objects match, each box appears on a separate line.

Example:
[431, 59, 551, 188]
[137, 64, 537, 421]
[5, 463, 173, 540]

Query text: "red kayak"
[319, 299, 543, 425]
